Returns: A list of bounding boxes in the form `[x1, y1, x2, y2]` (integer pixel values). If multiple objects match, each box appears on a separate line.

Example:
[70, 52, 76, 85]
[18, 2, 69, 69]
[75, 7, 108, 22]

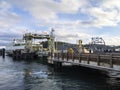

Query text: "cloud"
[0, 25, 29, 45]
[102, 0, 120, 22]
[0, 0, 120, 46]
[8, 0, 58, 20]
[54, 28, 91, 44]
[0, 0, 11, 10]
[42, 0, 120, 28]
[9, 0, 88, 20]
[0, 1, 21, 29]
[0, 0, 23, 45]
[8, 0, 120, 27]
[102, 35, 120, 46]
[57, 0, 88, 13]
[81, 0, 120, 27]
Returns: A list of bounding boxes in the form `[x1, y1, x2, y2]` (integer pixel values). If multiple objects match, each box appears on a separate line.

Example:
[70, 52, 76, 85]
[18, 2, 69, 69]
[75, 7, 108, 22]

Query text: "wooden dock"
[48, 52, 120, 73]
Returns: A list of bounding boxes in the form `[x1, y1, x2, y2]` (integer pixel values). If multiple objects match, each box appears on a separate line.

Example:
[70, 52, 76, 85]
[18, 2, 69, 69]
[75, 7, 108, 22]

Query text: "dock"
[48, 52, 120, 76]
[4, 30, 120, 77]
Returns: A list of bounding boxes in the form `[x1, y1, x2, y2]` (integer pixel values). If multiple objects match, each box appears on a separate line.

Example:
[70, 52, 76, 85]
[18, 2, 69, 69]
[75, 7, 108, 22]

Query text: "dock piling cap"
[68, 48, 74, 54]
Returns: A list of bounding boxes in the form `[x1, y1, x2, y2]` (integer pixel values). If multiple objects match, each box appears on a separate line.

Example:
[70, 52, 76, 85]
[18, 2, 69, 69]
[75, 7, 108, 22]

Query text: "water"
[0, 56, 120, 90]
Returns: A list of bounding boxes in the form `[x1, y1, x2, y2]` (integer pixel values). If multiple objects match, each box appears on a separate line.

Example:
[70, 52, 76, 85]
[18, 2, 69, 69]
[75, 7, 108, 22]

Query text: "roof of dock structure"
[23, 33, 52, 39]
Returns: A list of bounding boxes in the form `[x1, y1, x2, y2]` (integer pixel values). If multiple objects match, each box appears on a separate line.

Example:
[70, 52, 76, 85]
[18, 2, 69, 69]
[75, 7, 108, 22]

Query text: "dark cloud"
[0, 31, 23, 46]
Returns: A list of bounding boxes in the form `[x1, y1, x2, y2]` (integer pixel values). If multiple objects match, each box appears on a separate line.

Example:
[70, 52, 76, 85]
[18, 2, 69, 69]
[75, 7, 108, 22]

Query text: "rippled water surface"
[0, 56, 120, 90]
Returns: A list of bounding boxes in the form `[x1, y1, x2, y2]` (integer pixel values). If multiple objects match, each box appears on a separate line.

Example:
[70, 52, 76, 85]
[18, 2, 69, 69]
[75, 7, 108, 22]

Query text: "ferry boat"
[6, 30, 55, 59]
[6, 39, 25, 56]
[6, 38, 49, 58]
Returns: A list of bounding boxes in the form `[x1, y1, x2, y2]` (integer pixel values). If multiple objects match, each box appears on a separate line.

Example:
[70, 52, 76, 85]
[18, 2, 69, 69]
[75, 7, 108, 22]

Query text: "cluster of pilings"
[53, 61, 62, 69]
[0, 48, 5, 58]
[13, 50, 37, 60]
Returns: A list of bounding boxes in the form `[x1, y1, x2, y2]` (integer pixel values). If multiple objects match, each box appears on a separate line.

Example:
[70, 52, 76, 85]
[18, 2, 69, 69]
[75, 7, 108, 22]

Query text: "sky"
[0, 0, 120, 46]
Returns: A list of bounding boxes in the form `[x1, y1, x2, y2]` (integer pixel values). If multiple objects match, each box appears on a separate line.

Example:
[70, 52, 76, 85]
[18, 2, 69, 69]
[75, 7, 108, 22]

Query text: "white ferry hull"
[6, 45, 25, 55]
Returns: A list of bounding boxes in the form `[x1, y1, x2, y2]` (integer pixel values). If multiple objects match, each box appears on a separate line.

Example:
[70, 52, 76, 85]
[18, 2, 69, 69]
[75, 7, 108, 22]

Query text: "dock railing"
[49, 52, 120, 70]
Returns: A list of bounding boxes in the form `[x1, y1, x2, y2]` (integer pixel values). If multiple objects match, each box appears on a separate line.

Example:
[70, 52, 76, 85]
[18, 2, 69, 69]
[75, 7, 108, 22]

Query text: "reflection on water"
[0, 56, 120, 90]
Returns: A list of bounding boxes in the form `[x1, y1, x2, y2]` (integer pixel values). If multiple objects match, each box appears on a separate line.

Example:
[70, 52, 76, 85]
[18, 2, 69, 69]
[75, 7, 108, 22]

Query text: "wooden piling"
[110, 54, 113, 68]
[58, 53, 59, 60]
[62, 52, 64, 60]
[97, 54, 100, 66]
[87, 54, 90, 64]
[53, 61, 62, 69]
[67, 52, 68, 61]
[79, 54, 81, 63]
[2, 48, 5, 58]
[71, 53, 73, 61]
[72, 53, 74, 62]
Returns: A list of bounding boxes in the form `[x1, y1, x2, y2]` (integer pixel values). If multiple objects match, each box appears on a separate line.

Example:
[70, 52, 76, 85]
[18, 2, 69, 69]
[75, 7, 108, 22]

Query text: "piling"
[73, 53, 75, 62]
[87, 54, 90, 64]
[53, 61, 62, 69]
[97, 54, 100, 66]
[58, 53, 59, 60]
[67, 52, 68, 61]
[2, 48, 5, 58]
[62, 52, 64, 60]
[110, 54, 113, 68]
[79, 54, 81, 63]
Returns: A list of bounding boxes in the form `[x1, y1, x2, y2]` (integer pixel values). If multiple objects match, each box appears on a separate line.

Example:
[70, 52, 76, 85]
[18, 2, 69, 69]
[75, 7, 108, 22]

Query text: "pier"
[48, 52, 120, 74]
[4, 31, 120, 77]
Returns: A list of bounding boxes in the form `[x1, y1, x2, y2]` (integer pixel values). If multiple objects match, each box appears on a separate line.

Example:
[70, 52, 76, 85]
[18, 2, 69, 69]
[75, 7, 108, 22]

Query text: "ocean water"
[0, 56, 120, 90]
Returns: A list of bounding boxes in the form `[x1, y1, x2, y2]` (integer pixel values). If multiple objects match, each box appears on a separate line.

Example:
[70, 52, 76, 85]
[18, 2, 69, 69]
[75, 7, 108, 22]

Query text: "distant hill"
[41, 41, 120, 53]
[41, 41, 79, 52]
